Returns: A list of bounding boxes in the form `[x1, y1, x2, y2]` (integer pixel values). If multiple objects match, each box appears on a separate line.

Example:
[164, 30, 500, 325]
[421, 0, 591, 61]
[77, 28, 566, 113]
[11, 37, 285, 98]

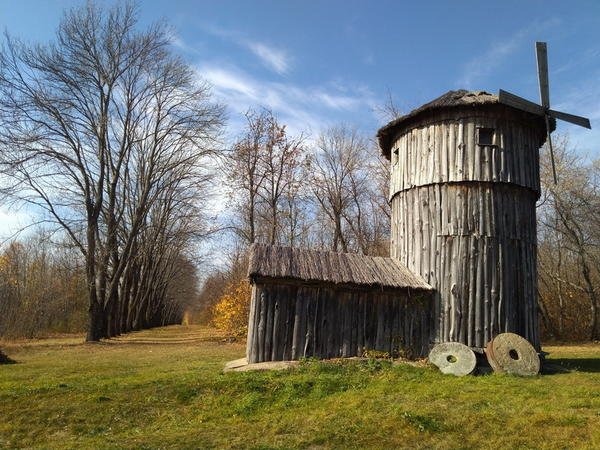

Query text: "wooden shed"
[246, 244, 433, 363]
[377, 90, 550, 350]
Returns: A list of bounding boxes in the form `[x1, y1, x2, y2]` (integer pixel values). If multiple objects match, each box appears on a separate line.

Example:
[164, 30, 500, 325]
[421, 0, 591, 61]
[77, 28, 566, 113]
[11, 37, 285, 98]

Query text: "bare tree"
[258, 117, 305, 245]
[227, 108, 306, 247]
[309, 125, 369, 253]
[280, 158, 312, 248]
[374, 88, 403, 122]
[537, 137, 600, 341]
[227, 109, 270, 245]
[0, 2, 224, 340]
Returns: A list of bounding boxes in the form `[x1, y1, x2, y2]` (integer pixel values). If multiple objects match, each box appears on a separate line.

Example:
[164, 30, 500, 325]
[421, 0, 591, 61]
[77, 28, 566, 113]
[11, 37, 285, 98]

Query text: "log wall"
[389, 110, 542, 195]
[246, 281, 432, 363]
[389, 110, 542, 349]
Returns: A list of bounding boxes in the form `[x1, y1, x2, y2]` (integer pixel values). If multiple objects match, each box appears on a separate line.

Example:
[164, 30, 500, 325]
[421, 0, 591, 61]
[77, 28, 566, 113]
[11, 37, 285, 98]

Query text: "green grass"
[1, 326, 599, 449]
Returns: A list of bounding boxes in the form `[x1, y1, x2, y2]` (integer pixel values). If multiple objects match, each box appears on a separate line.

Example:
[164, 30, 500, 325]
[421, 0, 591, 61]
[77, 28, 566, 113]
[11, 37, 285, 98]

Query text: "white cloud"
[170, 34, 189, 52]
[245, 41, 290, 75]
[0, 206, 31, 241]
[202, 66, 258, 98]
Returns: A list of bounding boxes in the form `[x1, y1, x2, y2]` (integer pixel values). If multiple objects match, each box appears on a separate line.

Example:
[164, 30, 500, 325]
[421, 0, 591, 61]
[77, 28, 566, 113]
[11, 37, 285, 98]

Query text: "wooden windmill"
[498, 42, 592, 182]
[242, 41, 594, 374]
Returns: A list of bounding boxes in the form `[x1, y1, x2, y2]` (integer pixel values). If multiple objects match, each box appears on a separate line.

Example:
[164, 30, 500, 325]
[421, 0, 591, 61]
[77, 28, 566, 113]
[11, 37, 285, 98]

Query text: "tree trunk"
[580, 256, 600, 340]
[87, 298, 106, 342]
[85, 219, 105, 342]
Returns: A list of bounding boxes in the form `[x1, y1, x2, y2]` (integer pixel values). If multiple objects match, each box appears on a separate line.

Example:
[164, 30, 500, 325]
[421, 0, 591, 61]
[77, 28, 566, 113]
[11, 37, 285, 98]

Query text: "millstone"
[429, 342, 477, 376]
[485, 333, 540, 376]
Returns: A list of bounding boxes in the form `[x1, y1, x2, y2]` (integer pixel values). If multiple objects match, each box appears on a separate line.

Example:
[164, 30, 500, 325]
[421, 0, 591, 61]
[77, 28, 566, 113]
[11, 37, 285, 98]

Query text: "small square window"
[477, 127, 495, 146]
[393, 148, 399, 164]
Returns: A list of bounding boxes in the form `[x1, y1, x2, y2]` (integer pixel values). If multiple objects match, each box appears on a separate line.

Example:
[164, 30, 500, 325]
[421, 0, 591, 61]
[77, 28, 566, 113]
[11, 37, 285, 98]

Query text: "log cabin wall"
[388, 106, 544, 349]
[246, 279, 432, 363]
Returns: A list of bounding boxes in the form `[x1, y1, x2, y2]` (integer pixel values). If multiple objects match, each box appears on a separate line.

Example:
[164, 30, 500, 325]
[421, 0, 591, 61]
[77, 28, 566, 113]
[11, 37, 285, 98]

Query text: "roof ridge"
[248, 243, 432, 291]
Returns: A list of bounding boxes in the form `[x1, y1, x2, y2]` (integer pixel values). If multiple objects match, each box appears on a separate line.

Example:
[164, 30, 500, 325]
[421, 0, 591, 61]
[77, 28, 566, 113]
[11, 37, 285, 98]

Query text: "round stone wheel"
[485, 333, 540, 376]
[429, 342, 477, 376]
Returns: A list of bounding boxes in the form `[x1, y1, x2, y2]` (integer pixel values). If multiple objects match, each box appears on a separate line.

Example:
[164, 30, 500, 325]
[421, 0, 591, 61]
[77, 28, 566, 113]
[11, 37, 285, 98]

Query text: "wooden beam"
[536, 42, 550, 108]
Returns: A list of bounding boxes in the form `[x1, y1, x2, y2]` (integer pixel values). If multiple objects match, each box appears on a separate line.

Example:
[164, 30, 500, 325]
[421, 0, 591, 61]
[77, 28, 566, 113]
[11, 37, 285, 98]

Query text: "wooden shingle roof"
[248, 244, 432, 291]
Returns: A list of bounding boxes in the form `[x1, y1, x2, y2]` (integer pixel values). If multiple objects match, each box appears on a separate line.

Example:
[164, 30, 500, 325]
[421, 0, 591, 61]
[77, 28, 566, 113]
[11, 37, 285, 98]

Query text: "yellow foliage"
[182, 311, 192, 326]
[0, 254, 17, 287]
[211, 279, 251, 337]
[0, 254, 8, 272]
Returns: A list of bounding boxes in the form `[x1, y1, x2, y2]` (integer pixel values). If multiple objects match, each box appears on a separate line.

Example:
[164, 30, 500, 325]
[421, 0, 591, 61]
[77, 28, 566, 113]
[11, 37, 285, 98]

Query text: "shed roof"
[377, 89, 552, 158]
[248, 244, 432, 291]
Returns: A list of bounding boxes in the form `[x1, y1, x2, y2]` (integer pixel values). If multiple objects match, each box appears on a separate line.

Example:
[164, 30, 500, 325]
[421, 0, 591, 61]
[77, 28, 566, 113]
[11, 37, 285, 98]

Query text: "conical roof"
[377, 90, 550, 158]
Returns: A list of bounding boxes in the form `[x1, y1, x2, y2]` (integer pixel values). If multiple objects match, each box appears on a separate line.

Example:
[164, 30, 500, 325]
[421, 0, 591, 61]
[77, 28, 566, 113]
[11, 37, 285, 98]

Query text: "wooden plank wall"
[389, 112, 541, 198]
[389, 113, 542, 349]
[246, 282, 433, 363]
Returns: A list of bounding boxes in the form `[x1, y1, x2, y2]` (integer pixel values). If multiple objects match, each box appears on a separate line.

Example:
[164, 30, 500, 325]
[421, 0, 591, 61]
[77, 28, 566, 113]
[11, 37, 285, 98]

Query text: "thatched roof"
[377, 89, 552, 158]
[248, 244, 432, 291]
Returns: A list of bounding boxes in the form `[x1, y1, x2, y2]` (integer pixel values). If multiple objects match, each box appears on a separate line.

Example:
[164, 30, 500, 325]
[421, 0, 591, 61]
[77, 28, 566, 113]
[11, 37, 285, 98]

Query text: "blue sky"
[1, 0, 599, 237]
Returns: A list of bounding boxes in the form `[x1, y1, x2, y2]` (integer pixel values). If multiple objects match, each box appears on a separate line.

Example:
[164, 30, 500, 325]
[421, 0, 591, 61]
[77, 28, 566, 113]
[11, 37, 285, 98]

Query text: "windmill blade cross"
[548, 109, 592, 129]
[536, 42, 550, 108]
[498, 42, 592, 185]
[498, 89, 545, 116]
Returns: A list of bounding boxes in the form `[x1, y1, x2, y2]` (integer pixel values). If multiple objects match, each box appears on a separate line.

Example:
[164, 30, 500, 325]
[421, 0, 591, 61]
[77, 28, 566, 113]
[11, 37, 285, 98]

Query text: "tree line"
[537, 138, 600, 341]
[225, 109, 390, 254]
[0, 3, 219, 340]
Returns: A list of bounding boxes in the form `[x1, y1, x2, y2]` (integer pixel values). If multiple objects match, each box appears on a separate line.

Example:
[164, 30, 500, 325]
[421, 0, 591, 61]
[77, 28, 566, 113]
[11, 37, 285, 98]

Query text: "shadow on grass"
[0, 352, 17, 365]
[545, 358, 600, 374]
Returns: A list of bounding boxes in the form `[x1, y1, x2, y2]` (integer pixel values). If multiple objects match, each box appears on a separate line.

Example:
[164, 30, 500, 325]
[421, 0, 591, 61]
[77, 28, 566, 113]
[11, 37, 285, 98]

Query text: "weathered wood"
[389, 109, 542, 350]
[388, 110, 544, 196]
[246, 287, 257, 363]
[246, 281, 433, 363]
[257, 289, 266, 362]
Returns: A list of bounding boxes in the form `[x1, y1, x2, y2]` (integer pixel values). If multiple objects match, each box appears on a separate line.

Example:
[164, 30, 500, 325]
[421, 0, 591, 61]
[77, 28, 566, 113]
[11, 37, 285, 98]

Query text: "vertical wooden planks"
[246, 286, 257, 362]
[246, 280, 434, 361]
[389, 112, 541, 349]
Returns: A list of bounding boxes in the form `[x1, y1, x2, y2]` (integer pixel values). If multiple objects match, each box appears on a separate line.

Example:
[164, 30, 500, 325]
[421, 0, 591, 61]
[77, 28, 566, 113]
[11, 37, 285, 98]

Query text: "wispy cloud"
[168, 30, 206, 56]
[244, 41, 290, 75]
[553, 47, 600, 76]
[197, 63, 376, 137]
[551, 70, 600, 156]
[198, 25, 292, 75]
[458, 18, 561, 88]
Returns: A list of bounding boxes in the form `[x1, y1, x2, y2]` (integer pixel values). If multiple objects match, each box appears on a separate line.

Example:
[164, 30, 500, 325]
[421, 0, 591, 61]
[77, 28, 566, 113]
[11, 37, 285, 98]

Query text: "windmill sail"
[498, 41, 591, 184]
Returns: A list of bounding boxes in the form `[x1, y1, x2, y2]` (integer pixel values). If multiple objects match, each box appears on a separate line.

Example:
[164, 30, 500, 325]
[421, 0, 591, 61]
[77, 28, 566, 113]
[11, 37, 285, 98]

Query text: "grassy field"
[0, 326, 599, 449]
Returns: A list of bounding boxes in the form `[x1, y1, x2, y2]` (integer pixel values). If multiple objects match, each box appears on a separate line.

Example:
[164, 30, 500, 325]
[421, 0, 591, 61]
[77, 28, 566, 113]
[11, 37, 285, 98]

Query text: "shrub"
[211, 279, 251, 337]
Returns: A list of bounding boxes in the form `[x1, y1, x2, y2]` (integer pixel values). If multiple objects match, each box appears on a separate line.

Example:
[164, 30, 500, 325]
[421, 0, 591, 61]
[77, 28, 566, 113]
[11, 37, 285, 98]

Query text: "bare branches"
[226, 108, 306, 247]
[537, 137, 600, 341]
[308, 125, 389, 255]
[0, 2, 225, 340]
